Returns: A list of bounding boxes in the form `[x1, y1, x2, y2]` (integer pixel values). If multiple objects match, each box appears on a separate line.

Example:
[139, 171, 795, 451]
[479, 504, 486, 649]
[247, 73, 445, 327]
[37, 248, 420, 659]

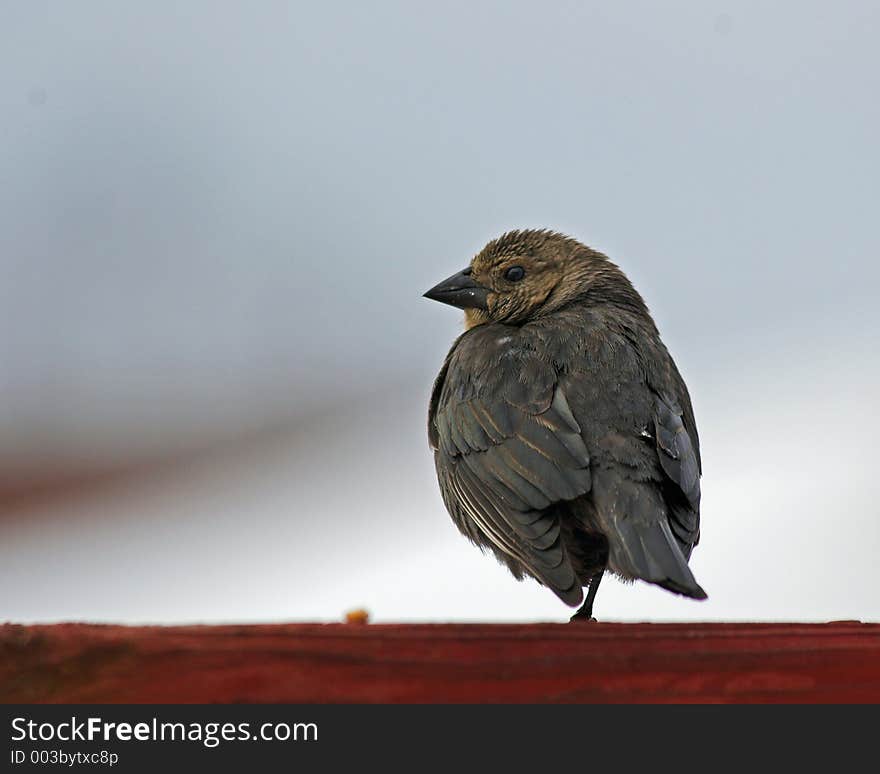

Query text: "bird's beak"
[423, 268, 490, 311]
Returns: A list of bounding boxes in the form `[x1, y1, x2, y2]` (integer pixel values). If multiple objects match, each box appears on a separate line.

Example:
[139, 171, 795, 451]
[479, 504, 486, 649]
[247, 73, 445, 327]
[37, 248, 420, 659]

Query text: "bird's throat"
[464, 308, 491, 330]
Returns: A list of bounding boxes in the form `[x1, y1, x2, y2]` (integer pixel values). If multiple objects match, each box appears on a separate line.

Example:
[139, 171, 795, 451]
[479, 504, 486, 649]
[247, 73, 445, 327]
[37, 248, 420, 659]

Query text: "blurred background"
[1, 1, 877, 624]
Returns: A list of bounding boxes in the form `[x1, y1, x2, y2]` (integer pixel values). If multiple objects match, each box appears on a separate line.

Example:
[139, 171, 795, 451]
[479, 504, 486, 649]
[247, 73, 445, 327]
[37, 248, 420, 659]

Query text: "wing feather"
[653, 393, 701, 549]
[430, 330, 590, 605]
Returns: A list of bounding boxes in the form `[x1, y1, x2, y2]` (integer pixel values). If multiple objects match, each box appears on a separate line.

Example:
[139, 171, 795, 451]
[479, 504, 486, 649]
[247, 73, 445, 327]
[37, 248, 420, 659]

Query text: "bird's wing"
[430, 335, 592, 605]
[577, 342, 704, 598]
[532, 321, 703, 599]
[653, 392, 701, 551]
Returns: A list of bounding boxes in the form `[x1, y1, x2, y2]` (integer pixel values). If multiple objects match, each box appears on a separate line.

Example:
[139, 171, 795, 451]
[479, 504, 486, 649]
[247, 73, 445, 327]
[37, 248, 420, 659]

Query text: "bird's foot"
[569, 570, 604, 623]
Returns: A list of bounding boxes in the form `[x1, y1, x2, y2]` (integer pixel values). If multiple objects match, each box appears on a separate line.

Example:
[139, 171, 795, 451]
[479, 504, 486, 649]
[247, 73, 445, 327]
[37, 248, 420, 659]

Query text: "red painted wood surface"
[2, 621, 878, 703]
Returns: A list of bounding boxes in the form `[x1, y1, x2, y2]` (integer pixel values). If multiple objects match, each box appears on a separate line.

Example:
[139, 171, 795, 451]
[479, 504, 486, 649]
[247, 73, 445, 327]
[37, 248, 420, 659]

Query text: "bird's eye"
[504, 266, 525, 282]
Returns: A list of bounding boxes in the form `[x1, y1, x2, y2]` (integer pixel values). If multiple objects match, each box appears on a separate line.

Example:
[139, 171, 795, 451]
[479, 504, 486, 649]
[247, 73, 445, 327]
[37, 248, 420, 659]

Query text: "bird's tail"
[611, 517, 707, 600]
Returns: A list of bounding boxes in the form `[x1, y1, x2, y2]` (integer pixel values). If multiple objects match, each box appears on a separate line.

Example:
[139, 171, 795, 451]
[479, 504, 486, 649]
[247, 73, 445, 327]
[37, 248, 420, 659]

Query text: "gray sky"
[1, 2, 878, 622]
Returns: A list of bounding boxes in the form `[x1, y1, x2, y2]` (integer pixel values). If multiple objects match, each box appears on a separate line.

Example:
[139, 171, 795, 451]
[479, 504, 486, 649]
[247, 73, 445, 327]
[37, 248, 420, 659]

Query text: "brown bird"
[424, 230, 705, 620]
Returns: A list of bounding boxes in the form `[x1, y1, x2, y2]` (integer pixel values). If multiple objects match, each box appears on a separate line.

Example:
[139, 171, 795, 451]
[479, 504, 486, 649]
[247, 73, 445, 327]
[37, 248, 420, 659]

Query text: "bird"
[424, 229, 705, 621]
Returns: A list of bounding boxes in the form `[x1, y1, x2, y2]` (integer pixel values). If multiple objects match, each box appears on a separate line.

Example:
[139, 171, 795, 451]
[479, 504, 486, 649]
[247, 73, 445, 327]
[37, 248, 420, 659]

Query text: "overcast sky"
[1, 1, 877, 623]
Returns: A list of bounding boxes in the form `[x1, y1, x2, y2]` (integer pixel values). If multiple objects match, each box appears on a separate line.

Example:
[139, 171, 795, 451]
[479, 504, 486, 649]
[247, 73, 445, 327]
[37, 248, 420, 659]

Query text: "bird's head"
[424, 229, 643, 329]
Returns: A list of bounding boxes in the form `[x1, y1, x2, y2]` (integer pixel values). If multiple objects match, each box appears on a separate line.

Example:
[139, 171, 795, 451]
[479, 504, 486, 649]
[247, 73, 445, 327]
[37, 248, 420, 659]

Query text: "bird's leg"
[569, 570, 604, 623]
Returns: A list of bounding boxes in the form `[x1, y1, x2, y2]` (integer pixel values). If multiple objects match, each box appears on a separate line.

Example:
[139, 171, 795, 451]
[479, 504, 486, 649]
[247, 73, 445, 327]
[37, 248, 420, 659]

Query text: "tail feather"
[614, 518, 707, 600]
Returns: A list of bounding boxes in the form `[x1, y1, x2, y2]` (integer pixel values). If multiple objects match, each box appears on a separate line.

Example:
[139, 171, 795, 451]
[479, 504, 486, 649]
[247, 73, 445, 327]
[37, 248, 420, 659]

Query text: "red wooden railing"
[2, 621, 878, 703]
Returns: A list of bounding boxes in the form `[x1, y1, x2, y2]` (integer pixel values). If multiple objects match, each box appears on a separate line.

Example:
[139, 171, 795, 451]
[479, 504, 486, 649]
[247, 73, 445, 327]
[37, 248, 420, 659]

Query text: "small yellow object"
[344, 608, 370, 625]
